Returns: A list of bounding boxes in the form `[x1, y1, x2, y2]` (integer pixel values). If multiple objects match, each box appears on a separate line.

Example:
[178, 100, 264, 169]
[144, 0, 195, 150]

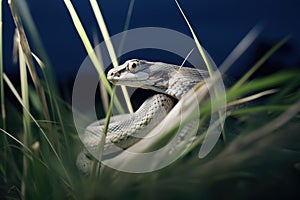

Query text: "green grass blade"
[228, 105, 290, 116]
[91, 87, 115, 178]
[221, 98, 300, 157]
[93, 35, 109, 113]
[89, 0, 133, 113]
[231, 36, 290, 91]
[0, 0, 5, 129]
[226, 70, 299, 102]
[0, 128, 32, 154]
[31, 52, 71, 154]
[3, 74, 72, 185]
[0, 0, 6, 181]
[89, 0, 118, 67]
[18, 36, 31, 198]
[0, 128, 50, 173]
[19, 36, 31, 143]
[64, 0, 110, 91]
[64, 0, 125, 114]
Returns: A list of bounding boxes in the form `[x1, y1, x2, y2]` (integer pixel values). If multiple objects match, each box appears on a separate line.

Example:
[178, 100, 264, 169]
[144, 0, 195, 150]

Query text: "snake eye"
[128, 60, 139, 73]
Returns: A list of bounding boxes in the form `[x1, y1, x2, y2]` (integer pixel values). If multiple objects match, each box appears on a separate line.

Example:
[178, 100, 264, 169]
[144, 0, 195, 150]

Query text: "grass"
[0, 0, 5, 129]
[1, 0, 300, 199]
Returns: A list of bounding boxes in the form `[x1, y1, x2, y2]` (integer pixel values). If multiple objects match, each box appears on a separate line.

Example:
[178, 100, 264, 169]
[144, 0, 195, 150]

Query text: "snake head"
[107, 59, 171, 93]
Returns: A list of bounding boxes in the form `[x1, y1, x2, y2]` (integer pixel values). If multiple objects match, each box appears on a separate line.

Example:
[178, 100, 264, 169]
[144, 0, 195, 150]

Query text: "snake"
[77, 59, 210, 174]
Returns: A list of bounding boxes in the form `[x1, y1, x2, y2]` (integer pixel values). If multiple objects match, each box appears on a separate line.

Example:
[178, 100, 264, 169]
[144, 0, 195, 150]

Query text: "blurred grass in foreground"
[1, 0, 300, 199]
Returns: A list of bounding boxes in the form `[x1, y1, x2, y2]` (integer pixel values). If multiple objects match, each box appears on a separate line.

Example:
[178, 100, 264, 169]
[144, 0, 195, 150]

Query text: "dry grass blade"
[226, 89, 278, 108]
[175, 0, 226, 147]
[233, 98, 300, 147]
[31, 52, 45, 69]
[231, 36, 290, 91]
[180, 48, 194, 69]
[219, 25, 261, 74]
[8, 0, 50, 122]
[199, 98, 300, 176]
[11, 0, 71, 154]
[175, 0, 214, 76]
[117, 0, 135, 61]
[89, 0, 133, 113]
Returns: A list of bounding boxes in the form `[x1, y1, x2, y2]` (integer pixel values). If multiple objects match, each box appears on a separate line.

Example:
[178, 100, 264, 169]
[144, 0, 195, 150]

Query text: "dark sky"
[3, 0, 300, 81]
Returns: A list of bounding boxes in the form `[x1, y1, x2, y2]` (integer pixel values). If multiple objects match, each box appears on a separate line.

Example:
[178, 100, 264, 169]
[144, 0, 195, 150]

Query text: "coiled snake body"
[77, 59, 209, 174]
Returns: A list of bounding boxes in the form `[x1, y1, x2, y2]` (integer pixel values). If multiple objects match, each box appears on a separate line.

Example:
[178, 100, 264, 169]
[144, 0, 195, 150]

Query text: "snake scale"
[77, 59, 209, 174]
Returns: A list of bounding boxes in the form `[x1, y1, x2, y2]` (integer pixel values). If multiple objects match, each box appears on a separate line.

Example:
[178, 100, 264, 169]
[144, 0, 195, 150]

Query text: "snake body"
[77, 59, 209, 174]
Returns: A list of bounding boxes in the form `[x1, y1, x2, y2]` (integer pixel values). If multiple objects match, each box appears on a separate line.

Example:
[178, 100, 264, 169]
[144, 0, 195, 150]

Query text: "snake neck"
[166, 68, 209, 99]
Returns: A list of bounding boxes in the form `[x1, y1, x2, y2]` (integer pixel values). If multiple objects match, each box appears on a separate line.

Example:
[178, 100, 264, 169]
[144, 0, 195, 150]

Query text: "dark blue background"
[2, 0, 300, 82]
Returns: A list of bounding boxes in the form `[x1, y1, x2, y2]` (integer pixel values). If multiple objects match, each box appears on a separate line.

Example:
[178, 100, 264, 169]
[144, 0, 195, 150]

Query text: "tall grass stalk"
[91, 87, 115, 178]
[0, 0, 7, 184]
[93, 34, 109, 112]
[8, 0, 50, 125]
[89, 0, 117, 68]
[18, 32, 30, 199]
[0, 0, 5, 129]
[175, 0, 214, 76]
[175, 0, 227, 145]
[11, 0, 72, 153]
[89, 0, 134, 113]
[64, 0, 126, 114]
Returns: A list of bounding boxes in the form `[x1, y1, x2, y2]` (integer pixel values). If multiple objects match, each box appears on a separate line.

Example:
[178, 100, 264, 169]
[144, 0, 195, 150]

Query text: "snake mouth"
[107, 65, 169, 91]
[107, 71, 158, 88]
[108, 71, 149, 81]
